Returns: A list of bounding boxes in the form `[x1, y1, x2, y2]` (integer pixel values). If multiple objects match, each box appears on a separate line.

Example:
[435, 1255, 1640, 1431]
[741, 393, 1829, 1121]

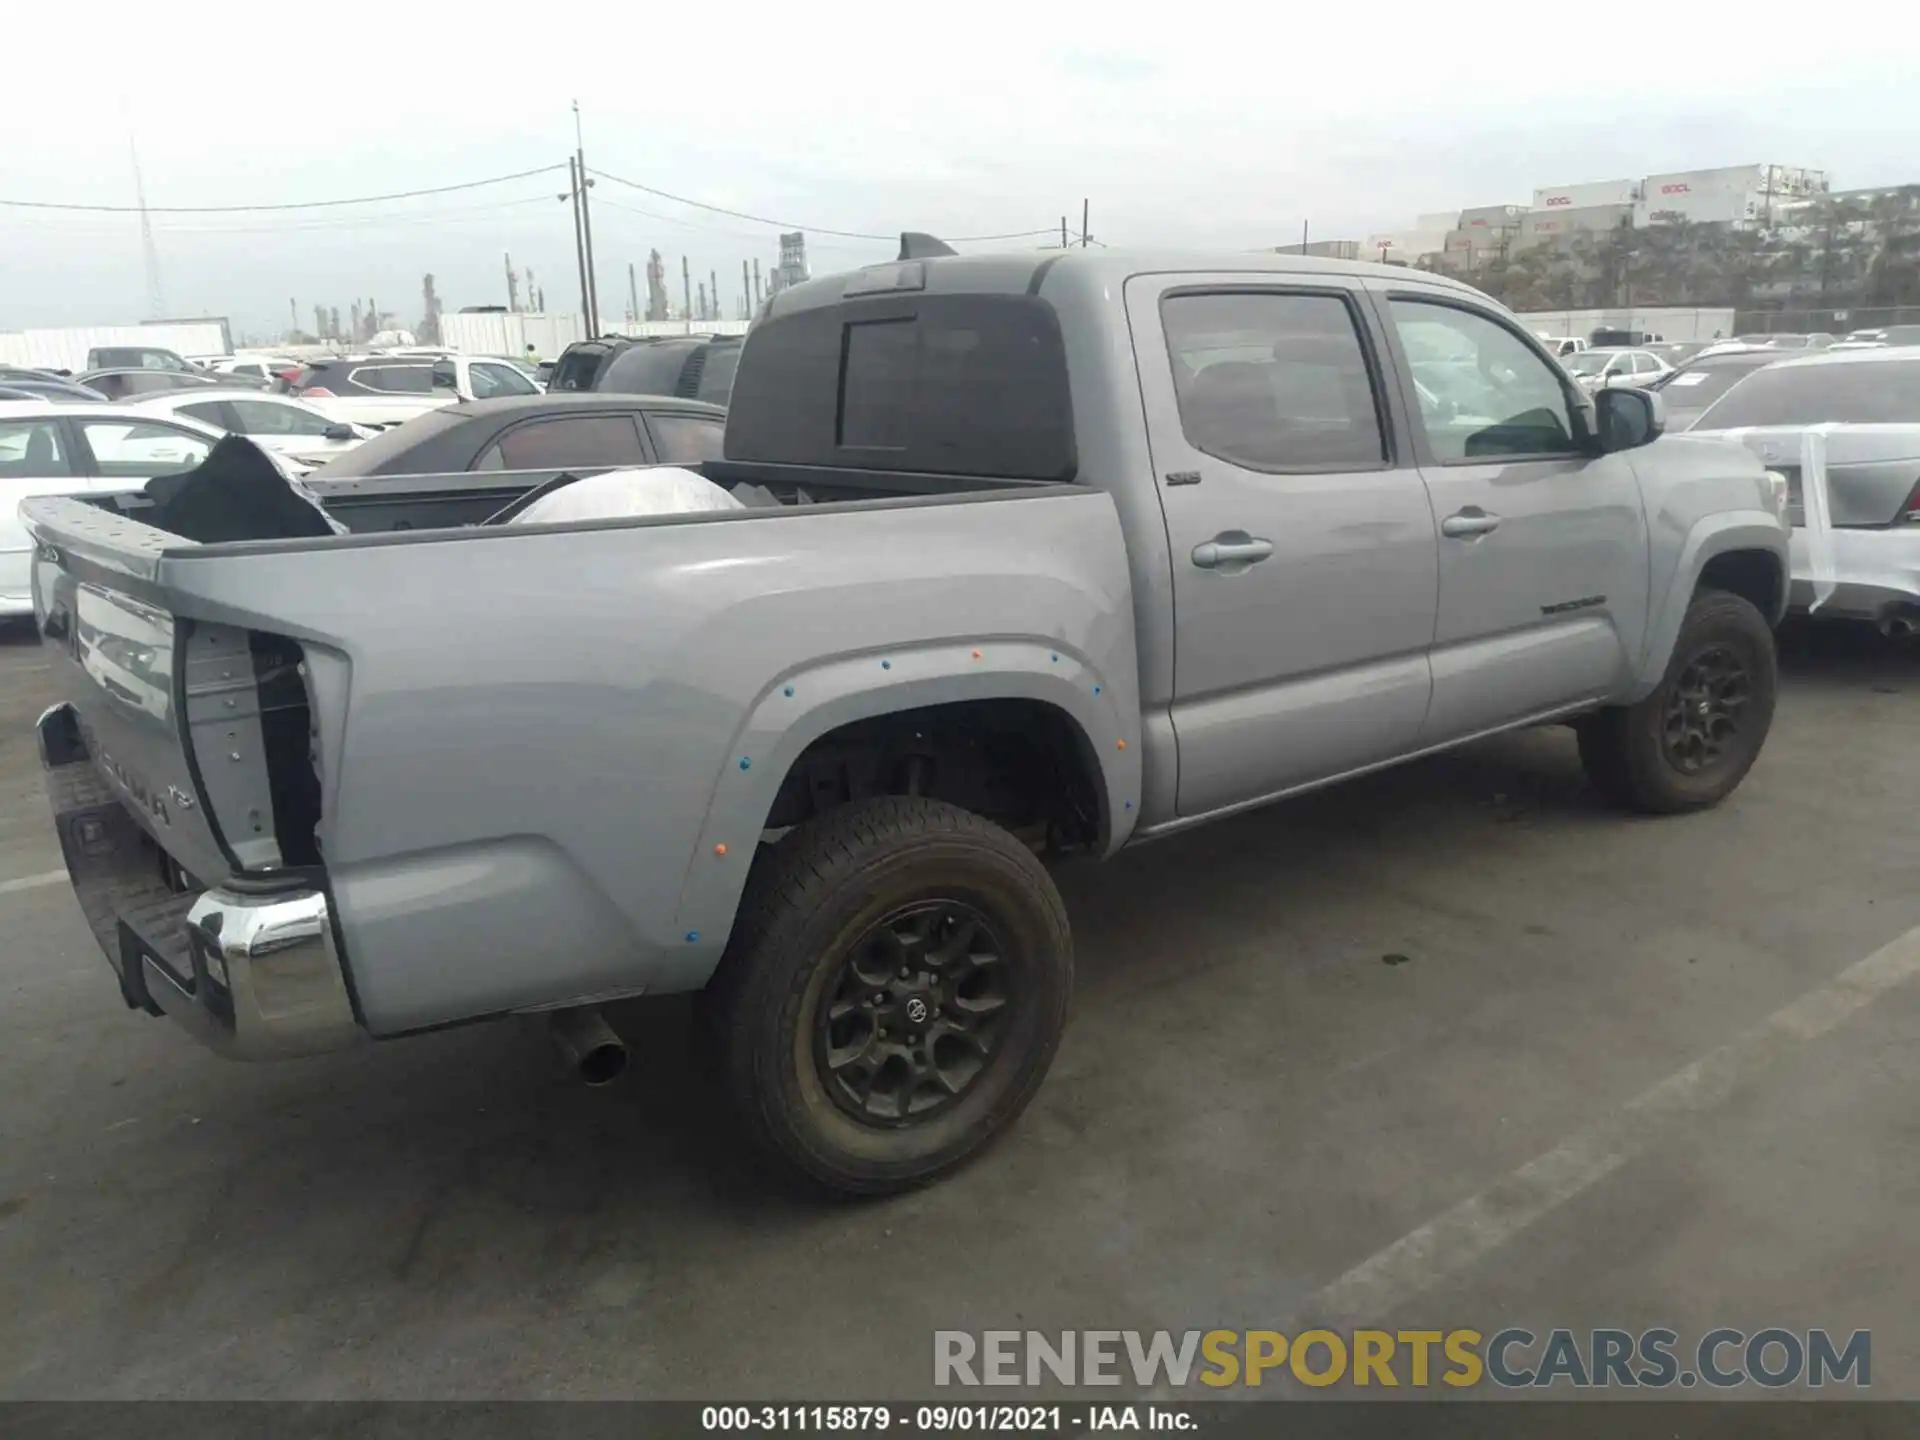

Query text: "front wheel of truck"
[1577, 588, 1777, 814]
[707, 796, 1072, 1195]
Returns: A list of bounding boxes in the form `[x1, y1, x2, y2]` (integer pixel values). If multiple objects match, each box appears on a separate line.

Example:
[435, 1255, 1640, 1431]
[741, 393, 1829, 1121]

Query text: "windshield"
[1691, 358, 1920, 428]
[1564, 351, 1616, 375]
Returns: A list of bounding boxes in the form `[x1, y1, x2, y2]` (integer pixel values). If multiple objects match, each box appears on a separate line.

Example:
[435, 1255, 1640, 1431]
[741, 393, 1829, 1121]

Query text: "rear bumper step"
[40, 702, 362, 1060]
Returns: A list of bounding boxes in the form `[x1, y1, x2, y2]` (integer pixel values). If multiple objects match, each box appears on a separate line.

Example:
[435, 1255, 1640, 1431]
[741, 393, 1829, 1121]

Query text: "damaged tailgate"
[23, 492, 353, 1057]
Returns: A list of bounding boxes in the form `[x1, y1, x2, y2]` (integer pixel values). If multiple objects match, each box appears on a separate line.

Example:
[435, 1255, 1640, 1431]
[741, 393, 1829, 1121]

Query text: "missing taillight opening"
[251, 633, 322, 868]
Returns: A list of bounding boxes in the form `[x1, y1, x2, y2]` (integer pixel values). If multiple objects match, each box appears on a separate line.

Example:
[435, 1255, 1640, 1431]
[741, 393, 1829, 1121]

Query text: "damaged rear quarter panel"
[156, 488, 1136, 1034]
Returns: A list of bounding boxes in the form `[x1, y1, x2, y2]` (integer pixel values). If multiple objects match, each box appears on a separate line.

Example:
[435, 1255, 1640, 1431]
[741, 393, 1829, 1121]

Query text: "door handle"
[1191, 533, 1275, 570]
[1441, 508, 1502, 539]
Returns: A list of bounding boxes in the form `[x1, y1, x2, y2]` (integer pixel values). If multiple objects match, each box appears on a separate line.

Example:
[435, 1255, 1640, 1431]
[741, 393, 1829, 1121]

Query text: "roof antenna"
[898, 232, 958, 261]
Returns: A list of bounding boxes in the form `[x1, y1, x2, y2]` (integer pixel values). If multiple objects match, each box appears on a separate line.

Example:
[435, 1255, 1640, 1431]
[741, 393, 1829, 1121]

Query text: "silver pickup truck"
[22, 250, 1790, 1194]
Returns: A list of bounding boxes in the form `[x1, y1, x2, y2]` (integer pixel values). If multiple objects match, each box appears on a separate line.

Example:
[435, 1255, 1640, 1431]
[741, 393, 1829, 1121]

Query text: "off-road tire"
[705, 797, 1072, 1195]
[1578, 588, 1777, 814]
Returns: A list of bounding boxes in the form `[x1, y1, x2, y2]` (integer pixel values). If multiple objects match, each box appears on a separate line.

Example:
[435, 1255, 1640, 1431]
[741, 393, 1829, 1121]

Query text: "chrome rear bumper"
[39, 702, 363, 1060]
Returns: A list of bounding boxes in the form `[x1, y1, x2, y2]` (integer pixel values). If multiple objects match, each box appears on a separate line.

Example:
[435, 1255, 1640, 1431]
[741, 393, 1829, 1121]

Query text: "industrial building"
[1370, 163, 1831, 268]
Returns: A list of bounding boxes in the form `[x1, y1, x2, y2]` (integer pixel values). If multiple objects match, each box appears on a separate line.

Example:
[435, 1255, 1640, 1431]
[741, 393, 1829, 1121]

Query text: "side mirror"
[322, 422, 355, 440]
[1591, 386, 1666, 452]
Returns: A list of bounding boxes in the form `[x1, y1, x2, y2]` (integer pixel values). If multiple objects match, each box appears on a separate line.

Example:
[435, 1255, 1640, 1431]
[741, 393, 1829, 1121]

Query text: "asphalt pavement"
[2, 615, 1918, 1400]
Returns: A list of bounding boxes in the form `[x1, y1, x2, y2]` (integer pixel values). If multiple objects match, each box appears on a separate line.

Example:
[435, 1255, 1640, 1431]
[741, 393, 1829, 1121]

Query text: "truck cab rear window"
[727, 293, 1074, 480]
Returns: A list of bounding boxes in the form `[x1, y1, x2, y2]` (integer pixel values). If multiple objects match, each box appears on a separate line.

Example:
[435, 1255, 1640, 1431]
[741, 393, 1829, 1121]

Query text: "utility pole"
[1081, 198, 1089, 248]
[564, 156, 590, 330]
[710, 270, 719, 322]
[1300, 220, 1310, 255]
[573, 102, 601, 335]
[698, 282, 708, 322]
[527, 268, 537, 312]
[131, 137, 164, 318]
[289, 298, 298, 338]
[742, 260, 751, 318]
[1061, 215, 1069, 250]
[752, 258, 762, 307]
[682, 256, 692, 323]
[505, 253, 520, 312]
[628, 262, 640, 325]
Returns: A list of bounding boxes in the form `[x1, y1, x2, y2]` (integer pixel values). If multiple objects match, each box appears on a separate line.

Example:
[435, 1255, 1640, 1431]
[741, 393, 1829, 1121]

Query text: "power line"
[10, 194, 560, 237]
[0, 163, 568, 214]
[587, 166, 1056, 244]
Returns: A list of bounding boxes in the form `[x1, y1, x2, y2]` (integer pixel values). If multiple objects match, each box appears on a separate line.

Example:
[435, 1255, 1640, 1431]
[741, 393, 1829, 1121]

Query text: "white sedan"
[0, 401, 225, 619]
[1562, 347, 1675, 390]
[129, 389, 373, 469]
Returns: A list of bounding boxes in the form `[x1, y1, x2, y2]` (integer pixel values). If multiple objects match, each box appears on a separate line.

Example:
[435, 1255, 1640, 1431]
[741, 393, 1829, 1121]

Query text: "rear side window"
[75, 420, 213, 478]
[0, 419, 72, 477]
[550, 346, 609, 392]
[1162, 291, 1387, 471]
[349, 365, 433, 394]
[648, 414, 727, 465]
[725, 293, 1075, 479]
[177, 400, 234, 429]
[474, 414, 647, 471]
[471, 362, 538, 399]
[694, 342, 742, 406]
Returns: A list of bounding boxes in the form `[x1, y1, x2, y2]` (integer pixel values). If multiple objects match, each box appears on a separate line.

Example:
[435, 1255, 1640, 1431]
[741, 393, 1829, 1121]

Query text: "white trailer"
[1532, 179, 1641, 212]
[0, 320, 232, 373]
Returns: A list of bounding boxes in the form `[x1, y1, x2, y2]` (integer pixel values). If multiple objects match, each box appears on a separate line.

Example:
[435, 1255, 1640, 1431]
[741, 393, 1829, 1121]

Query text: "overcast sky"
[4, 3, 1913, 339]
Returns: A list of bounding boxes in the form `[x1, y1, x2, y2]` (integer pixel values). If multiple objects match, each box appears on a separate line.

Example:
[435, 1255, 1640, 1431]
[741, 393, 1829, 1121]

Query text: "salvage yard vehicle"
[1689, 347, 1920, 635]
[1, 402, 220, 618]
[308, 394, 726, 479]
[280, 354, 536, 428]
[22, 249, 1790, 1194]
[1563, 347, 1675, 391]
[1649, 348, 1783, 431]
[130, 390, 373, 470]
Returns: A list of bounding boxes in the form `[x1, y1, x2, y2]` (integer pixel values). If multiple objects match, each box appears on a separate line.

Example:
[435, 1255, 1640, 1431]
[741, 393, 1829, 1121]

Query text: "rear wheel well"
[764, 700, 1106, 853]
[1697, 549, 1781, 622]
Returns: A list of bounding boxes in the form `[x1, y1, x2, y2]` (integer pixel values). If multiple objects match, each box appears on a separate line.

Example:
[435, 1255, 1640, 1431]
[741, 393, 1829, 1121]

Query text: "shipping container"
[1364, 231, 1449, 264]
[1519, 203, 1635, 243]
[1532, 179, 1639, 211]
[0, 320, 232, 374]
[1459, 204, 1525, 229]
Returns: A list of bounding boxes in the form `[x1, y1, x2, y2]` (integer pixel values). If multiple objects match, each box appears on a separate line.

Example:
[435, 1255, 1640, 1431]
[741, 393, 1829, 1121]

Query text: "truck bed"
[21, 459, 1134, 1043]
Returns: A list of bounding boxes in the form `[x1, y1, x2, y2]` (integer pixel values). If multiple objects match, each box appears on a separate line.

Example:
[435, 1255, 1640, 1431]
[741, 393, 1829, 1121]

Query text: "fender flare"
[669, 637, 1141, 963]
[1628, 508, 1787, 703]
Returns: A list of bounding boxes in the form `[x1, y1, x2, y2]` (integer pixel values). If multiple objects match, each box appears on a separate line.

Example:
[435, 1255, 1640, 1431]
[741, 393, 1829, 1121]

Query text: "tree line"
[1430, 186, 1920, 321]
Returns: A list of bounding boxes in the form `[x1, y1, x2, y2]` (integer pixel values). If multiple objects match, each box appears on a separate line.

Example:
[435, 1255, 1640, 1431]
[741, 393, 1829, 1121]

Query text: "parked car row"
[1651, 348, 1920, 635]
[547, 332, 744, 408]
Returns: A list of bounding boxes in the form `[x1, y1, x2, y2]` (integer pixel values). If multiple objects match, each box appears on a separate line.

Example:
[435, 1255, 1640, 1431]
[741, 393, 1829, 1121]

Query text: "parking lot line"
[0, 869, 66, 897]
[1305, 920, 1920, 1324]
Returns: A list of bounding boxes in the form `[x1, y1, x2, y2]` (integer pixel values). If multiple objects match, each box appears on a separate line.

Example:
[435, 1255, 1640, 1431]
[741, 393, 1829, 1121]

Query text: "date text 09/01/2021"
[701, 1404, 1186, 1432]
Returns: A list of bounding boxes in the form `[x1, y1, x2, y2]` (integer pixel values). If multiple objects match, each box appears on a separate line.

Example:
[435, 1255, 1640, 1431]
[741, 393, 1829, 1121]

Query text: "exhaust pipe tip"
[549, 1007, 628, 1086]
[1878, 609, 1920, 640]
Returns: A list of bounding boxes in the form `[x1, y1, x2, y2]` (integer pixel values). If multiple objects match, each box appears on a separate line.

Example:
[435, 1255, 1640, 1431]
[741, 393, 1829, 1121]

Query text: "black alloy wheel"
[1659, 644, 1752, 775]
[815, 900, 1013, 1124]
